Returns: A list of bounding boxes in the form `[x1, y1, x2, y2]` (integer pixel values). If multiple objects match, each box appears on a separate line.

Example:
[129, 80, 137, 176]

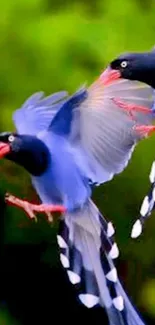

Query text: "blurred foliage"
[0, 304, 19, 325]
[1, 0, 155, 322]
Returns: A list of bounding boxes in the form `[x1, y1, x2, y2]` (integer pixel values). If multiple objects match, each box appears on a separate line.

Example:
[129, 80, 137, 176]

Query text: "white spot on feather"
[79, 294, 99, 308]
[67, 271, 81, 284]
[60, 254, 69, 268]
[107, 222, 115, 237]
[131, 219, 142, 238]
[57, 235, 68, 249]
[106, 267, 118, 282]
[149, 161, 155, 183]
[140, 196, 149, 216]
[108, 243, 119, 259]
[113, 296, 124, 311]
[152, 187, 155, 202]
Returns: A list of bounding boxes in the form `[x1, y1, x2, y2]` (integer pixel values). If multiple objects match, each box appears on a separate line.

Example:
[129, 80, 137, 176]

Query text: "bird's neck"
[7, 137, 50, 176]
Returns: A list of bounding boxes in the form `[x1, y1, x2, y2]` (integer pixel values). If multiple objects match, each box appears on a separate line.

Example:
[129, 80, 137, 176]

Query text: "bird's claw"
[45, 211, 53, 223]
[112, 98, 151, 119]
[5, 193, 38, 221]
[5, 193, 66, 223]
[133, 125, 155, 137]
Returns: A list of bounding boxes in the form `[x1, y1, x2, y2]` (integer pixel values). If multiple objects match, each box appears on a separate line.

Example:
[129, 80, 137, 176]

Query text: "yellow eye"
[8, 135, 15, 142]
[120, 61, 128, 68]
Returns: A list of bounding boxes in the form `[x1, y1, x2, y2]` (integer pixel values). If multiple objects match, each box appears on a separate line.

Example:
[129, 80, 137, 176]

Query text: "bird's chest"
[31, 136, 90, 210]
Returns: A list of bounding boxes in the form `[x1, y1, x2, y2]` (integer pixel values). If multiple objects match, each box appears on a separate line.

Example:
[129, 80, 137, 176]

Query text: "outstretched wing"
[50, 73, 154, 185]
[75, 77, 154, 184]
[13, 91, 68, 135]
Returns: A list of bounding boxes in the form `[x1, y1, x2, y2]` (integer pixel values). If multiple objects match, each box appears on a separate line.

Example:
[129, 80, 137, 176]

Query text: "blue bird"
[0, 67, 154, 325]
[108, 48, 155, 239]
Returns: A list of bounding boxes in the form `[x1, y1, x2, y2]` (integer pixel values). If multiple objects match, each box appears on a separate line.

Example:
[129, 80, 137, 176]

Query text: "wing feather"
[13, 74, 154, 187]
[72, 77, 154, 184]
[13, 91, 68, 135]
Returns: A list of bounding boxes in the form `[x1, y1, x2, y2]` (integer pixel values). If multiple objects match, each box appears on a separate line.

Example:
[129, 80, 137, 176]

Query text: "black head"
[110, 50, 155, 88]
[0, 132, 50, 176]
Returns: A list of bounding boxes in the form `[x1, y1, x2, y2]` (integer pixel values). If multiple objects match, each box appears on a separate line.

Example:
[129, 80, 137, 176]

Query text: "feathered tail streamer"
[131, 161, 155, 239]
[57, 199, 146, 325]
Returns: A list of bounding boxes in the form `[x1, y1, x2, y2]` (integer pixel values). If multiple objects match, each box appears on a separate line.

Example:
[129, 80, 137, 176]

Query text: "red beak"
[99, 67, 121, 86]
[0, 142, 11, 158]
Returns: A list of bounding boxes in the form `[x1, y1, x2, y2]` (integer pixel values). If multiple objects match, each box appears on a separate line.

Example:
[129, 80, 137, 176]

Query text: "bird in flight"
[0, 59, 154, 324]
[108, 47, 155, 239]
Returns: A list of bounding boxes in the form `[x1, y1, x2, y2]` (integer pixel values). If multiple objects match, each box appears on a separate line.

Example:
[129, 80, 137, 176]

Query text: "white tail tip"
[79, 294, 99, 308]
[131, 219, 142, 238]
[60, 253, 70, 268]
[140, 196, 149, 217]
[57, 235, 68, 248]
[106, 267, 118, 283]
[107, 222, 115, 237]
[67, 270, 81, 284]
[149, 161, 155, 183]
[113, 295, 124, 311]
[108, 243, 119, 259]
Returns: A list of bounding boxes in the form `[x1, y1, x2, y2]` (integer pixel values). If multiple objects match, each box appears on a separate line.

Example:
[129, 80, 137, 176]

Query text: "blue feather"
[13, 91, 69, 135]
[49, 87, 87, 136]
[10, 77, 151, 325]
[58, 199, 146, 325]
[32, 133, 91, 211]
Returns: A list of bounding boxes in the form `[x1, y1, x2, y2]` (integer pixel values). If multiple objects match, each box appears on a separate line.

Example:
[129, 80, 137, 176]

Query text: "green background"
[0, 0, 155, 323]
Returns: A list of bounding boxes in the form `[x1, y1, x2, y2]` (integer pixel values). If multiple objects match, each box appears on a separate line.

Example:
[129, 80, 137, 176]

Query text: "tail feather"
[57, 199, 146, 325]
[131, 160, 155, 239]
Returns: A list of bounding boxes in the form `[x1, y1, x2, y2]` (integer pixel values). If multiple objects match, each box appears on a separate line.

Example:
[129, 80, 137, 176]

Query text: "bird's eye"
[120, 61, 128, 68]
[8, 135, 15, 142]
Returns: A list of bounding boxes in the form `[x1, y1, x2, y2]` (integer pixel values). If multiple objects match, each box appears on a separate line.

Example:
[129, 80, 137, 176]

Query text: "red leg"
[112, 98, 151, 119]
[5, 193, 66, 222]
[134, 125, 155, 137]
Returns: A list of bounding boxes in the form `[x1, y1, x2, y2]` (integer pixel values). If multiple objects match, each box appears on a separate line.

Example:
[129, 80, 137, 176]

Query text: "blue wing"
[13, 90, 68, 135]
[13, 76, 155, 187]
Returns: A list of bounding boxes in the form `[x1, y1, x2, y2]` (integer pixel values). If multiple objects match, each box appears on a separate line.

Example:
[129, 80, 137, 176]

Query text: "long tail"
[131, 160, 155, 239]
[57, 199, 146, 325]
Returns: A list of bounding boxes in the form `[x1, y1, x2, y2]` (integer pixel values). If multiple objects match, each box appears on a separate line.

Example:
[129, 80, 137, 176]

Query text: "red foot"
[99, 69, 121, 86]
[134, 125, 155, 137]
[112, 98, 151, 119]
[5, 193, 66, 222]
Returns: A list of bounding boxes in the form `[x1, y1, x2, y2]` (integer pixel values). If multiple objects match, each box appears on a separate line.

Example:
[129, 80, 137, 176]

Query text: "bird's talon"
[45, 211, 53, 223]
[134, 125, 155, 137]
[4, 193, 66, 223]
[5, 192, 10, 199]
[24, 203, 37, 221]
[112, 97, 151, 118]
